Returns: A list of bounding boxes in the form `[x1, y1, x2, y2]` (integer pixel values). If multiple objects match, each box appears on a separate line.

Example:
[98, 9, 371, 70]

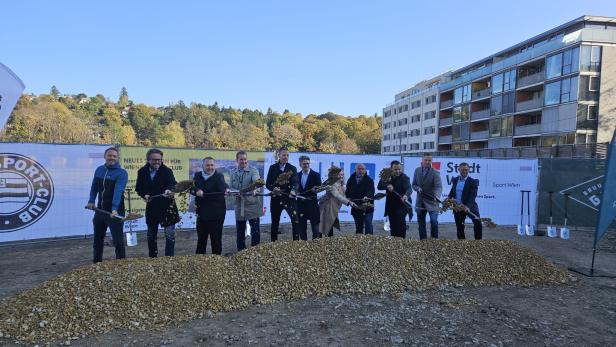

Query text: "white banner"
[0, 63, 25, 129]
[0, 143, 109, 242]
[403, 157, 539, 225]
[265, 152, 401, 224]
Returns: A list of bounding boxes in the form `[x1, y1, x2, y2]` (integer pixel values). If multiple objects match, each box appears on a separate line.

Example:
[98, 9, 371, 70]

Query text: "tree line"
[0, 86, 382, 153]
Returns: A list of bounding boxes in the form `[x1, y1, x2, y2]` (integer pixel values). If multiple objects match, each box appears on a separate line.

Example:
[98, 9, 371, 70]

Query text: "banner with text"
[265, 152, 401, 224]
[0, 143, 109, 242]
[118, 146, 267, 232]
[403, 157, 539, 225]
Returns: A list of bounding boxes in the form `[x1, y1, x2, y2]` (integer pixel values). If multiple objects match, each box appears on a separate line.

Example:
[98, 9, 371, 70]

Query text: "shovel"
[524, 190, 534, 236]
[547, 191, 557, 237]
[517, 190, 525, 236]
[560, 193, 570, 240]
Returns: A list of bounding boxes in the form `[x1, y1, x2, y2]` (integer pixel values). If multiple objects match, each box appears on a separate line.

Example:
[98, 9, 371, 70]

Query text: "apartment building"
[437, 15, 616, 150]
[381, 74, 448, 154]
[381, 16, 616, 154]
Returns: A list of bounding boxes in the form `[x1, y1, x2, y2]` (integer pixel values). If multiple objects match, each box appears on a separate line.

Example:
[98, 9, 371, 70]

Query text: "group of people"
[86, 147, 483, 263]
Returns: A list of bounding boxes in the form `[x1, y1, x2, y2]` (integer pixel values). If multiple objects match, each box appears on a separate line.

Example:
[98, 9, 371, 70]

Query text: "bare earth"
[1, 222, 615, 346]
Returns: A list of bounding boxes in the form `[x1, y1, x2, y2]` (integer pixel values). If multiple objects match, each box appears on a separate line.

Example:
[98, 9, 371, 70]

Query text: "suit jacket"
[229, 166, 263, 221]
[265, 161, 298, 206]
[135, 164, 177, 225]
[448, 176, 480, 215]
[297, 170, 321, 222]
[345, 173, 375, 216]
[412, 166, 443, 212]
[190, 171, 227, 220]
[377, 173, 411, 217]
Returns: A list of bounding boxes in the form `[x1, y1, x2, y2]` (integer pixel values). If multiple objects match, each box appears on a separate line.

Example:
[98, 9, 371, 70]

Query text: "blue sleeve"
[88, 171, 98, 204]
[112, 170, 128, 211]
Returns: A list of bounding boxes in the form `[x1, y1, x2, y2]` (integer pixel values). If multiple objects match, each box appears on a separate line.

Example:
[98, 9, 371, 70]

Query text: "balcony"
[517, 73, 545, 89]
[440, 99, 454, 109]
[516, 98, 543, 112]
[439, 117, 453, 127]
[515, 123, 541, 136]
[472, 88, 491, 100]
[470, 130, 489, 140]
[471, 109, 490, 121]
[438, 135, 452, 144]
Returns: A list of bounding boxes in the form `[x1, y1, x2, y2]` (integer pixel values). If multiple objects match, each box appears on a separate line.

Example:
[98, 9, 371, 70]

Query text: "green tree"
[50, 85, 60, 99]
[157, 121, 186, 147]
[119, 87, 129, 107]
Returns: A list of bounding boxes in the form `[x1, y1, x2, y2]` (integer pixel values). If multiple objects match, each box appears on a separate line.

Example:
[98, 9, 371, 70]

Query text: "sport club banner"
[118, 146, 267, 232]
[265, 152, 401, 224]
[0, 143, 110, 242]
[403, 157, 539, 225]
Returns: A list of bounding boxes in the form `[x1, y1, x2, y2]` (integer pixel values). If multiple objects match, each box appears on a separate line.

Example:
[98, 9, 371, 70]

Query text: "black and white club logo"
[0, 153, 54, 232]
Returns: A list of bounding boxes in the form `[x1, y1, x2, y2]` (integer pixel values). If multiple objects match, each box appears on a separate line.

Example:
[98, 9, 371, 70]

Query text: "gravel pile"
[0, 236, 570, 343]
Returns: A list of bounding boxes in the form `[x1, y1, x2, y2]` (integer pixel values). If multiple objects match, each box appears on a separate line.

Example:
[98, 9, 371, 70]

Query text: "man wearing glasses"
[135, 148, 178, 257]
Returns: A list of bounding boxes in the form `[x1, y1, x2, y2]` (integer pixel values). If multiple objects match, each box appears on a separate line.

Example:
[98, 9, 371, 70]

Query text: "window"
[562, 47, 580, 74]
[461, 104, 470, 121]
[587, 105, 598, 120]
[581, 45, 601, 71]
[383, 146, 390, 152]
[453, 84, 471, 104]
[492, 73, 503, 94]
[490, 95, 502, 116]
[452, 123, 469, 141]
[503, 69, 516, 91]
[589, 76, 599, 91]
[545, 81, 561, 106]
[423, 142, 435, 150]
[393, 108, 397, 115]
[409, 129, 420, 137]
[502, 92, 515, 114]
[561, 76, 578, 103]
[383, 110, 391, 118]
[411, 114, 421, 123]
[587, 134, 597, 144]
[424, 111, 436, 120]
[383, 134, 390, 141]
[546, 53, 563, 79]
[490, 118, 502, 137]
[401, 144, 407, 151]
[424, 126, 435, 135]
[398, 118, 407, 126]
[579, 76, 600, 101]
[411, 100, 421, 109]
[453, 106, 462, 123]
[403, 104, 409, 111]
[503, 116, 513, 136]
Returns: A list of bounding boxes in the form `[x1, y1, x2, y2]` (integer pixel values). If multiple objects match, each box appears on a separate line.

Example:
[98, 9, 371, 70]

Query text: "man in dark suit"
[448, 162, 482, 240]
[191, 157, 228, 255]
[135, 148, 178, 257]
[377, 160, 411, 238]
[345, 163, 375, 234]
[265, 147, 300, 241]
[296, 155, 321, 240]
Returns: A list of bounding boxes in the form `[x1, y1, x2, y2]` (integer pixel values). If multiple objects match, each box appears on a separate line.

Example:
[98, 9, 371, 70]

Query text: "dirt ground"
[1, 221, 615, 346]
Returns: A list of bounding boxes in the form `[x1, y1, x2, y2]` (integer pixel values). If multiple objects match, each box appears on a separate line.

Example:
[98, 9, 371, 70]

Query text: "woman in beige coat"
[318, 167, 357, 237]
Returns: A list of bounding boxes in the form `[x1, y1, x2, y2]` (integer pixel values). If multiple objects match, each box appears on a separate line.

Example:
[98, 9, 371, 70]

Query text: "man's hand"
[349, 201, 358, 209]
[110, 210, 119, 218]
[144, 194, 151, 202]
[289, 190, 296, 197]
[85, 202, 95, 210]
[417, 187, 423, 193]
[252, 189, 257, 196]
[196, 189, 204, 197]
[402, 195, 408, 203]
[362, 196, 369, 201]
[163, 190, 173, 198]
[386, 184, 394, 192]
[225, 188, 230, 196]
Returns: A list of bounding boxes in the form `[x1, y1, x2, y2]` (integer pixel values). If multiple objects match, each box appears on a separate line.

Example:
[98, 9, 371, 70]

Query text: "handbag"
[160, 200, 181, 227]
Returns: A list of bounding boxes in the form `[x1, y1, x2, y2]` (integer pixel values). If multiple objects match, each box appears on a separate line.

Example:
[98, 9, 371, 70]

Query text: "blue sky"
[1, 1, 615, 116]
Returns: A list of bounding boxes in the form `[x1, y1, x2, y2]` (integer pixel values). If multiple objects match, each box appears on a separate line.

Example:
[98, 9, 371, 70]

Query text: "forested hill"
[0, 87, 382, 153]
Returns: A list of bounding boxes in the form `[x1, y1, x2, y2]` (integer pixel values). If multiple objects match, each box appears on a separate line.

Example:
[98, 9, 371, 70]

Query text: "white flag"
[0, 63, 25, 129]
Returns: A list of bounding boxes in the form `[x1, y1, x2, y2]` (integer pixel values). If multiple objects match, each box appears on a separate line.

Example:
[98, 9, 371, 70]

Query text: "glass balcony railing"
[439, 117, 453, 127]
[517, 73, 545, 88]
[440, 99, 454, 109]
[514, 123, 542, 136]
[516, 98, 543, 112]
[438, 135, 452, 144]
[470, 130, 489, 140]
[472, 88, 491, 100]
[471, 109, 490, 120]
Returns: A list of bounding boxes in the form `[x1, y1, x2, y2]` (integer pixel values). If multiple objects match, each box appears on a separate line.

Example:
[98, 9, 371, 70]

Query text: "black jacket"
[135, 163, 177, 225]
[191, 171, 228, 220]
[297, 169, 321, 222]
[265, 162, 298, 205]
[448, 176, 480, 215]
[377, 173, 411, 217]
[345, 173, 375, 216]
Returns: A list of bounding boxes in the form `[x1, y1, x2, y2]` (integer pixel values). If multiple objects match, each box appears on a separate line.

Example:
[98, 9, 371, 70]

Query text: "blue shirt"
[301, 171, 309, 188]
[149, 168, 157, 180]
[455, 176, 467, 204]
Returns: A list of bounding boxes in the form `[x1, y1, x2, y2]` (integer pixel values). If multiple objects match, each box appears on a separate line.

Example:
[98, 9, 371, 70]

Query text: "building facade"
[381, 16, 616, 154]
[381, 74, 448, 154]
